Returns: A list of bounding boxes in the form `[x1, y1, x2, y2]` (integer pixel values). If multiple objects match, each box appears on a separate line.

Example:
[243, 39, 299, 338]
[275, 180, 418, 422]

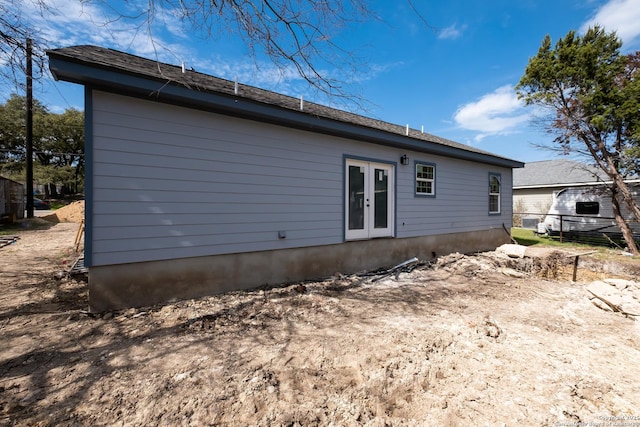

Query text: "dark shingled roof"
[47, 45, 522, 167]
[513, 159, 606, 187]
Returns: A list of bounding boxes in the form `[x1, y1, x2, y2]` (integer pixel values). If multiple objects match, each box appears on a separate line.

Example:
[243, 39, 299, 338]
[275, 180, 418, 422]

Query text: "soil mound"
[43, 200, 85, 223]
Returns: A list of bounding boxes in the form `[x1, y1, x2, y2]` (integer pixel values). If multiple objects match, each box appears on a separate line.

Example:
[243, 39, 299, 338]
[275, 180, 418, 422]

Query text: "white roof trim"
[514, 179, 640, 190]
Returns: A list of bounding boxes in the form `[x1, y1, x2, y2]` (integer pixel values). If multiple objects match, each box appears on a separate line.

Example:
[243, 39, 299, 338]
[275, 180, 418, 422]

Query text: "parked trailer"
[542, 186, 640, 239]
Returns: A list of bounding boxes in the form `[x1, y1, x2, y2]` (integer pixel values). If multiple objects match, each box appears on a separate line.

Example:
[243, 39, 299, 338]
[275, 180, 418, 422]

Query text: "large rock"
[586, 279, 640, 316]
[496, 244, 527, 258]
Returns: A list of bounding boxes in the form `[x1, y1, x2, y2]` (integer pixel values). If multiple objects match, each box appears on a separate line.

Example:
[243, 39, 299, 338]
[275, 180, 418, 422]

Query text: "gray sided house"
[513, 159, 608, 219]
[47, 45, 524, 311]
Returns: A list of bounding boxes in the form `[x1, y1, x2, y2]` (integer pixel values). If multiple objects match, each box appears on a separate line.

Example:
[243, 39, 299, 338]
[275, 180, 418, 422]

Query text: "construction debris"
[0, 235, 19, 248]
[364, 256, 423, 282]
[586, 279, 640, 318]
[434, 249, 573, 280]
[496, 243, 527, 258]
[74, 219, 84, 252]
[68, 255, 88, 277]
[3, 222, 640, 426]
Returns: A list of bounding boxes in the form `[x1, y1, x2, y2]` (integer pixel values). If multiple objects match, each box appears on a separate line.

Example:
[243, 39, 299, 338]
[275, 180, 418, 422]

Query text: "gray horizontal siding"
[90, 90, 513, 266]
[93, 189, 339, 204]
[93, 227, 341, 253]
[513, 189, 554, 216]
[93, 211, 335, 226]
[91, 91, 348, 266]
[93, 235, 343, 266]
[93, 201, 340, 215]
[395, 157, 512, 237]
[93, 164, 338, 190]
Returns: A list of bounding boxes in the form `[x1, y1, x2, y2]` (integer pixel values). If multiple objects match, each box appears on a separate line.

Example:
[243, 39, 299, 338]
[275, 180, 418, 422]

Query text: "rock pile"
[586, 279, 640, 318]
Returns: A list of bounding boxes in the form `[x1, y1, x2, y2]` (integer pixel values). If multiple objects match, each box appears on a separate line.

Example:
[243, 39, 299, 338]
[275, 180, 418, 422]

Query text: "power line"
[0, 148, 85, 157]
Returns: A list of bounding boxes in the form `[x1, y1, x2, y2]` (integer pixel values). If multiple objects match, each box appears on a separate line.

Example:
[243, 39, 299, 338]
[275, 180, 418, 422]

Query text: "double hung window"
[489, 173, 501, 214]
[415, 162, 435, 196]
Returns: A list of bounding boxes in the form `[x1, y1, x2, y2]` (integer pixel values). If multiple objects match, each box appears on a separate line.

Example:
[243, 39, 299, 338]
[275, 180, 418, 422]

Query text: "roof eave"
[48, 54, 524, 169]
[514, 179, 640, 189]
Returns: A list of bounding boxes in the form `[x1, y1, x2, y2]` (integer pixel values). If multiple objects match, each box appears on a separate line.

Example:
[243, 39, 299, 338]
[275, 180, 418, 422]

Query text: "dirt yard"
[1, 218, 640, 426]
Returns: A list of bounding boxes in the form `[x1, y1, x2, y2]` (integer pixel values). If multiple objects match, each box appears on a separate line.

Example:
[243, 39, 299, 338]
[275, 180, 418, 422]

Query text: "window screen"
[576, 201, 599, 215]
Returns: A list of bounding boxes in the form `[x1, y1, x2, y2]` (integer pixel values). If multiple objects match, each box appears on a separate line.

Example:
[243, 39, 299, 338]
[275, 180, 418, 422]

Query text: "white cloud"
[438, 24, 466, 40]
[580, 0, 640, 45]
[453, 85, 529, 141]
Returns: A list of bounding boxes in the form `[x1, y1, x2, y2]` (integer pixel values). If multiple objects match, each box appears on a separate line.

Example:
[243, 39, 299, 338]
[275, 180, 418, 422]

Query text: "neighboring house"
[47, 45, 524, 311]
[0, 177, 25, 222]
[513, 159, 607, 219]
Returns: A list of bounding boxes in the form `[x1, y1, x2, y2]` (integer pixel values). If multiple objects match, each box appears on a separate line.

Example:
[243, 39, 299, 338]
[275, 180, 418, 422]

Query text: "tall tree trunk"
[611, 187, 639, 255]
[48, 183, 58, 198]
[612, 174, 640, 223]
[591, 139, 640, 223]
[581, 136, 640, 253]
[74, 166, 79, 194]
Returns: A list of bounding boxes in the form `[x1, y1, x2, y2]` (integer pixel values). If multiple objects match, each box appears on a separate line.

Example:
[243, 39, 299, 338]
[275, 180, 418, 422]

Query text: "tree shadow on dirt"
[0, 275, 87, 323]
[0, 218, 58, 234]
[0, 259, 545, 425]
[0, 320, 213, 424]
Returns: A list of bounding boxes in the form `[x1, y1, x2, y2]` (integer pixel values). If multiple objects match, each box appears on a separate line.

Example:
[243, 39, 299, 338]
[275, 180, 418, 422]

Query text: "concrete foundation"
[88, 228, 509, 311]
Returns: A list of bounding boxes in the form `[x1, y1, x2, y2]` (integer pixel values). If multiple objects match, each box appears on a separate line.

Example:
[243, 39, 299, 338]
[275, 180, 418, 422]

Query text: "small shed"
[0, 177, 25, 223]
[47, 45, 524, 311]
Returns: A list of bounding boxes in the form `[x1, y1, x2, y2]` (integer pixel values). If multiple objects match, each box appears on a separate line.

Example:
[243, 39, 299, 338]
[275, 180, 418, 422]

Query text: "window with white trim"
[489, 173, 501, 214]
[415, 162, 435, 196]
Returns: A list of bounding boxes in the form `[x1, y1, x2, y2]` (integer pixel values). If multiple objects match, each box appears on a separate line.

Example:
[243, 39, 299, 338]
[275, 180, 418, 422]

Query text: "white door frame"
[345, 158, 395, 240]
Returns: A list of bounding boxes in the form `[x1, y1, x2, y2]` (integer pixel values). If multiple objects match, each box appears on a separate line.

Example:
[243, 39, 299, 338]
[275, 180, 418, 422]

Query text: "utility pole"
[26, 37, 34, 218]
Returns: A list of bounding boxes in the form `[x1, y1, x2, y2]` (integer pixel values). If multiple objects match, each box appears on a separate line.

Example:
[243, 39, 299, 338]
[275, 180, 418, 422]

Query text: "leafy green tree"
[0, 93, 48, 162]
[41, 108, 84, 194]
[0, 94, 84, 195]
[619, 51, 640, 177]
[516, 27, 640, 254]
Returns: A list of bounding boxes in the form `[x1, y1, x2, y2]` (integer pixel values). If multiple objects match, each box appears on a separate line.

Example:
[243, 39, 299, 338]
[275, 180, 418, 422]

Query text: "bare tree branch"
[2, 0, 430, 107]
[0, 0, 49, 91]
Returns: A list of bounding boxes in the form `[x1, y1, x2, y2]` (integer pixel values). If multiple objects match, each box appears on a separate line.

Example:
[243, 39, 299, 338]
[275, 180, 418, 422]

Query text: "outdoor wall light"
[400, 154, 409, 165]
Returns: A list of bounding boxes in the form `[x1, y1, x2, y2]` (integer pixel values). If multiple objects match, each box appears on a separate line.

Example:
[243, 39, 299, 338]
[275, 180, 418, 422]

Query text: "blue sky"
[4, 0, 640, 163]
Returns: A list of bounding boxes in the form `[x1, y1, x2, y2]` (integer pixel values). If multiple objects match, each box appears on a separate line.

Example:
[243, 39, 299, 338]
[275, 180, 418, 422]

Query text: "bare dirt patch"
[1, 223, 639, 426]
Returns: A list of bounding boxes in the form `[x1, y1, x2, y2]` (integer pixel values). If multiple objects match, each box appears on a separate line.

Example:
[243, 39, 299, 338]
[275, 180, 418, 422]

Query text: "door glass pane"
[348, 165, 365, 230]
[374, 168, 388, 228]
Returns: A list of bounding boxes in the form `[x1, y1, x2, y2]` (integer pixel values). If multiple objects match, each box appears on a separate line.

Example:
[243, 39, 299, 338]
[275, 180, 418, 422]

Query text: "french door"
[345, 159, 394, 240]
